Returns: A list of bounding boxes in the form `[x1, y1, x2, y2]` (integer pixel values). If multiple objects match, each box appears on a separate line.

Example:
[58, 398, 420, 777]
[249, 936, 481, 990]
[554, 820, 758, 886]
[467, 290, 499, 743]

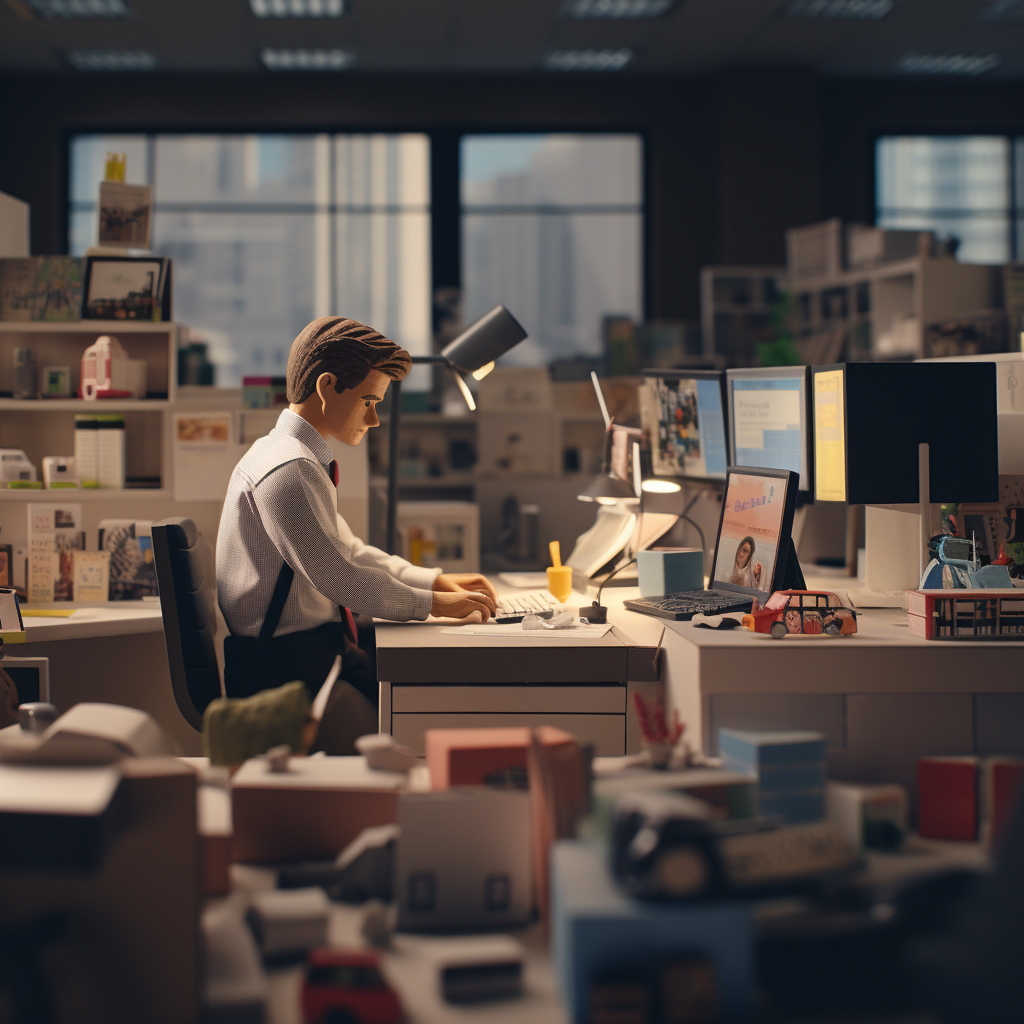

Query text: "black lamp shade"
[440, 304, 528, 372]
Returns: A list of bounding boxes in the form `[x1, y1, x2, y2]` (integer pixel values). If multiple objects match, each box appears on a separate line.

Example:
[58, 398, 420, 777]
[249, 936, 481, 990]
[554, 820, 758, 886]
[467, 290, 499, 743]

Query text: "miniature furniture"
[152, 516, 222, 730]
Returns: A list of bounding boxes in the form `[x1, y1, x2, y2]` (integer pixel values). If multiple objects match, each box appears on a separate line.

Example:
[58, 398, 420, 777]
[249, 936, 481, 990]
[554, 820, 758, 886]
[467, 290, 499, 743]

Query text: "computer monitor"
[709, 466, 801, 605]
[725, 366, 812, 494]
[638, 370, 729, 483]
[810, 362, 999, 506]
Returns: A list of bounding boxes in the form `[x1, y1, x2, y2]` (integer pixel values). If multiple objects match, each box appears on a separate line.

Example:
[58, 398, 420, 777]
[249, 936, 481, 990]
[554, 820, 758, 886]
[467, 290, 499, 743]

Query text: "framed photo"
[98, 181, 153, 249]
[0, 544, 11, 587]
[82, 256, 171, 322]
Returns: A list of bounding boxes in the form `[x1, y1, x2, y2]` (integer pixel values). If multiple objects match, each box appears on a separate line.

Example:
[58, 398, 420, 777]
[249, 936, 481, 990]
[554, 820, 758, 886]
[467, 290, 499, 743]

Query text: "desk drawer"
[391, 685, 625, 714]
[391, 713, 626, 756]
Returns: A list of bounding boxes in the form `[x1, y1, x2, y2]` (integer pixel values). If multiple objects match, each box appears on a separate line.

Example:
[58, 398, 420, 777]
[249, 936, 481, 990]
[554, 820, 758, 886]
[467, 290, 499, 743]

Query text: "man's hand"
[433, 573, 499, 605]
[430, 588, 496, 622]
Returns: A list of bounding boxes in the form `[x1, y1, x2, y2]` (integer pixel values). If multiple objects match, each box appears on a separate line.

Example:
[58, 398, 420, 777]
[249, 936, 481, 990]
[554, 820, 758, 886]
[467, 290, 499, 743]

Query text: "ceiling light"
[898, 52, 999, 76]
[787, 0, 892, 17]
[250, 0, 345, 17]
[562, 0, 674, 18]
[26, 0, 129, 15]
[261, 48, 353, 70]
[543, 49, 635, 71]
[67, 49, 156, 70]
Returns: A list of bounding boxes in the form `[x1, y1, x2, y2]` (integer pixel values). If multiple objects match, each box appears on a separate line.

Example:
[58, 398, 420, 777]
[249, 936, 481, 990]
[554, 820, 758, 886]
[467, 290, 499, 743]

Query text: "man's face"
[319, 368, 391, 446]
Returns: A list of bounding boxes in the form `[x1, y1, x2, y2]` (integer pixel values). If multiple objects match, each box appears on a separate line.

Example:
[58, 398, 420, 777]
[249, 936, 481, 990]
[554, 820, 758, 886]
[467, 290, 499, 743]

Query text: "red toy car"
[302, 948, 403, 1024]
[742, 589, 858, 639]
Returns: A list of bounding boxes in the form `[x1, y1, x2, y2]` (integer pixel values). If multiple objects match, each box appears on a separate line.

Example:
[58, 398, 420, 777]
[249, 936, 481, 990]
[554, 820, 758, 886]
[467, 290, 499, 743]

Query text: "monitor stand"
[778, 537, 806, 591]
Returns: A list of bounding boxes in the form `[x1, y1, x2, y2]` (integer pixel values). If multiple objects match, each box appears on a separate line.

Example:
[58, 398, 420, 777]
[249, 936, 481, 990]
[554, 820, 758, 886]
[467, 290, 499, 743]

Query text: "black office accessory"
[625, 466, 802, 621]
[725, 365, 813, 496]
[810, 361, 999, 506]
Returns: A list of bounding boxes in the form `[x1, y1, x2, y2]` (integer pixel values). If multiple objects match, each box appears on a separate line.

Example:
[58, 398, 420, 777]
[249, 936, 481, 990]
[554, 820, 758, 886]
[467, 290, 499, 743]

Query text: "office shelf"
[0, 398, 170, 411]
[0, 320, 176, 333]
[0, 488, 171, 502]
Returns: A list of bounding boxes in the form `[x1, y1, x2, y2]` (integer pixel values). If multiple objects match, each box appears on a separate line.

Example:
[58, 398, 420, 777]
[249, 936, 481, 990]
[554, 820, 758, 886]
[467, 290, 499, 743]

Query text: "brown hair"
[286, 316, 411, 404]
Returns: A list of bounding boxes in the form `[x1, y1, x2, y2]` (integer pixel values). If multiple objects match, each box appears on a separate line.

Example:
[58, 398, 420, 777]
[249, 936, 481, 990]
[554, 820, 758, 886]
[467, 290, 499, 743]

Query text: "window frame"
[872, 131, 1023, 263]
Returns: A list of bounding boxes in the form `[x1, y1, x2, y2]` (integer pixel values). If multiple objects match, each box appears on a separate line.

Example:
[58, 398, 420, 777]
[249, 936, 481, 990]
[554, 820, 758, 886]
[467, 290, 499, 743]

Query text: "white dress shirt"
[217, 409, 440, 638]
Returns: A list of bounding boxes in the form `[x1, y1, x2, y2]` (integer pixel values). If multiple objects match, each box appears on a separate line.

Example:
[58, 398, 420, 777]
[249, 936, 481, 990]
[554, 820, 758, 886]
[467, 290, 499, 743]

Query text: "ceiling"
[0, 0, 1022, 78]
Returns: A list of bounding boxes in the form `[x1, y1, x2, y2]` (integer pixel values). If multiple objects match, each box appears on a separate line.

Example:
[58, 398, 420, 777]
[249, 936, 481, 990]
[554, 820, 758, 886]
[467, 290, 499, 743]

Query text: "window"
[460, 134, 644, 368]
[876, 135, 1022, 264]
[69, 133, 431, 387]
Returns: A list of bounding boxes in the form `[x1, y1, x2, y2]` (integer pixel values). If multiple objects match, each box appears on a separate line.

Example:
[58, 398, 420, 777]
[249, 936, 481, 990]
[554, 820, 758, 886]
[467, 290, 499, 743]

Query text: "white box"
[397, 501, 480, 574]
[396, 788, 533, 931]
[786, 218, 844, 282]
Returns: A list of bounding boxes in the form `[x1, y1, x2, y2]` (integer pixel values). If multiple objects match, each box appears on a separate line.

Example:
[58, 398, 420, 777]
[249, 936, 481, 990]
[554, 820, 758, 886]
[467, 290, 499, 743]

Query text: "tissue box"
[636, 548, 703, 597]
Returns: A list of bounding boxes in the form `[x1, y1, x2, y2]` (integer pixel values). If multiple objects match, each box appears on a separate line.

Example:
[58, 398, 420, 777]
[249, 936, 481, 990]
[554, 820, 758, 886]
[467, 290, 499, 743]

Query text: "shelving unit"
[700, 265, 785, 363]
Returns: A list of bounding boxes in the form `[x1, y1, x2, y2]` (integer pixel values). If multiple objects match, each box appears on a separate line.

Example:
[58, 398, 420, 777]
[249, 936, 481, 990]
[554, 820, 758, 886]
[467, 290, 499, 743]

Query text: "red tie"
[327, 459, 358, 643]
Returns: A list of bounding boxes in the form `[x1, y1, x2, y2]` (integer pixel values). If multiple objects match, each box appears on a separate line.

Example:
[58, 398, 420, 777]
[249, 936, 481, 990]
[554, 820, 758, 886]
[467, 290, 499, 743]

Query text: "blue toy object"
[551, 840, 753, 1023]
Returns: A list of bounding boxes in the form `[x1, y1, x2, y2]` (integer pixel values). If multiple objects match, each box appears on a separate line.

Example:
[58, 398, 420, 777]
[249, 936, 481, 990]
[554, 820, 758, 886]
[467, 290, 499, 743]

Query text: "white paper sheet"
[439, 622, 614, 640]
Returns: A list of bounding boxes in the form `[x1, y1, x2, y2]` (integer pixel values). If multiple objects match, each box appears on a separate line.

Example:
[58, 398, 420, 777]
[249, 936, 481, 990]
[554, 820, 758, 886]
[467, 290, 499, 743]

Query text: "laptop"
[624, 466, 803, 621]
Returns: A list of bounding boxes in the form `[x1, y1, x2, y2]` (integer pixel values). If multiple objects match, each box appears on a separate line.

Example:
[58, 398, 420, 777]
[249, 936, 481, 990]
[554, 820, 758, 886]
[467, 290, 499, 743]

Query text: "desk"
[374, 592, 665, 756]
[16, 603, 203, 755]
[639, 578, 1024, 800]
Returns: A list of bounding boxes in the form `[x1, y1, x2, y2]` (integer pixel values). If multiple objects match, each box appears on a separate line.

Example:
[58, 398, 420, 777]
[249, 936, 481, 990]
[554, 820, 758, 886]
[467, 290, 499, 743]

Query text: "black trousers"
[223, 617, 378, 707]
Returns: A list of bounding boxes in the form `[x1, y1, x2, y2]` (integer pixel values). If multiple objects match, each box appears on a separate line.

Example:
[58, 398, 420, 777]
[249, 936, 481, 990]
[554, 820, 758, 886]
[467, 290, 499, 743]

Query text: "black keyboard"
[623, 589, 752, 621]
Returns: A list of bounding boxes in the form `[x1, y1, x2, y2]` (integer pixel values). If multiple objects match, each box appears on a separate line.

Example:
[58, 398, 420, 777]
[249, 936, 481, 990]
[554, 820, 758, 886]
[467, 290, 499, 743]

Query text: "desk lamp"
[386, 304, 527, 554]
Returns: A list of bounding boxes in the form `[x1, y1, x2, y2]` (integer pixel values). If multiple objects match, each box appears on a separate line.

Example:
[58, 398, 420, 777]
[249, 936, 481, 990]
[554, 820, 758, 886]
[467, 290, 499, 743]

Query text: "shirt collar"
[275, 409, 334, 470]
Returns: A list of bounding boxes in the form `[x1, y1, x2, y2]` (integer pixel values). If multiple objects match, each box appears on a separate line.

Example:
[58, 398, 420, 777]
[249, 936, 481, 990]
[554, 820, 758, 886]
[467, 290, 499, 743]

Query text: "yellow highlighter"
[547, 540, 572, 604]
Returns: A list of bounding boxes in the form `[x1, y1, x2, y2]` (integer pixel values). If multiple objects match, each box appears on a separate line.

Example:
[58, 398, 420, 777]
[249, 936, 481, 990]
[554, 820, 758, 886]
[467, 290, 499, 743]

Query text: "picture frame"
[81, 256, 171, 322]
[98, 181, 153, 249]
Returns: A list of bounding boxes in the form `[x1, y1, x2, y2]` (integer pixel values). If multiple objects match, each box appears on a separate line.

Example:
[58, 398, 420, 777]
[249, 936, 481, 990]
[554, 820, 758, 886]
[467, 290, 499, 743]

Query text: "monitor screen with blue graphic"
[726, 366, 810, 492]
[639, 370, 728, 482]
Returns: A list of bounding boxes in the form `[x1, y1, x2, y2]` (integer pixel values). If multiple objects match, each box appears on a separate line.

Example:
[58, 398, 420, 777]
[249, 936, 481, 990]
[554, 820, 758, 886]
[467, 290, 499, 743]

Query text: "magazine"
[27, 504, 86, 603]
[98, 519, 158, 601]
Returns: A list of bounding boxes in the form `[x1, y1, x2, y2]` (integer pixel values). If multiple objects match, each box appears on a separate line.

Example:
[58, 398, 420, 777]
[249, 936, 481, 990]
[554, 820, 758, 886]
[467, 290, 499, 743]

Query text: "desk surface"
[20, 602, 164, 642]
[375, 589, 666, 683]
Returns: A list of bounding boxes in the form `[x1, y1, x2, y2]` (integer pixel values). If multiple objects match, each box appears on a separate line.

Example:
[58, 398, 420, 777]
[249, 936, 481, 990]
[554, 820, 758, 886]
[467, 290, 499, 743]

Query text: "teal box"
[551, 840, 753, 1022]
[636, 548, 703, 597]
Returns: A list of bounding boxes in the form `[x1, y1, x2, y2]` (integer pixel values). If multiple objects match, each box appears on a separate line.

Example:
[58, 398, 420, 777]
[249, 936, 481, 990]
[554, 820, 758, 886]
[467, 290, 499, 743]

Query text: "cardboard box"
[426, 725, 578, 790]
[231, 755, 404, 863]
[0, 757, 200, 1024]
[918, 756, 978, 841]
[396, 788, 533, 931]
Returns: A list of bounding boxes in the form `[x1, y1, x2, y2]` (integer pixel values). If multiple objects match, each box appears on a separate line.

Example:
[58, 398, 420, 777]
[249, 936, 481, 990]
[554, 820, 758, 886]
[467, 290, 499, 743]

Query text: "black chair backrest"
[151, 517, 222, 730]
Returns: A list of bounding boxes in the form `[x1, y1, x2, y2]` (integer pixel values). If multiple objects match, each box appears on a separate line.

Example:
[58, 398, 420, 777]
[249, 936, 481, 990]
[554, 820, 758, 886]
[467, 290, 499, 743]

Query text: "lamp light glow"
[642, 478, 682, 494]
[454, 373, 477, 411]
[471, 361, 495, 381]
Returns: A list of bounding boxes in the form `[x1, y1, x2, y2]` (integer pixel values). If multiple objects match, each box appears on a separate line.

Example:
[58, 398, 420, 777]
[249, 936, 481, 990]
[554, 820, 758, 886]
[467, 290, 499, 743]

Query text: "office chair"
[152, 517, 222, 731]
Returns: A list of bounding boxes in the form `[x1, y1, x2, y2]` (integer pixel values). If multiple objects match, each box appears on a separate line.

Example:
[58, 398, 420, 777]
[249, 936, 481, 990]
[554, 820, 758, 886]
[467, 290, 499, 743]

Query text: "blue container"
[636, 548, 704, 598]
[551, 840, 753, 1022]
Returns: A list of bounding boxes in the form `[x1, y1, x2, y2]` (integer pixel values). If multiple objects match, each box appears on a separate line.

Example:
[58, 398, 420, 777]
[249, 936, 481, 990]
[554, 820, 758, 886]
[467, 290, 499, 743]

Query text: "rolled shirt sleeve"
[255, 459, 434, 621]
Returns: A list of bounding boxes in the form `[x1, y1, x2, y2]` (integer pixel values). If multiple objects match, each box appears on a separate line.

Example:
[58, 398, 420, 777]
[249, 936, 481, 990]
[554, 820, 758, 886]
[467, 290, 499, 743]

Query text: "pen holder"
[546, 565, 573, 604]
[637, 549, 703, 598]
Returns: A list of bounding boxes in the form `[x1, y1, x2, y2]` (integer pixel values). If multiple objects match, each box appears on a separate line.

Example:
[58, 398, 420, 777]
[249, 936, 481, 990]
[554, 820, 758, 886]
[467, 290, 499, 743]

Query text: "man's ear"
[315, 373, 335, 413]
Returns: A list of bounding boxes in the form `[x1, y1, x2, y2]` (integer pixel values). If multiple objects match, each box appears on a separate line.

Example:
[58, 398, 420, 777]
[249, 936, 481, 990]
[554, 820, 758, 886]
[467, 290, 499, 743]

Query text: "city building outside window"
[876, 135, 1020, 264]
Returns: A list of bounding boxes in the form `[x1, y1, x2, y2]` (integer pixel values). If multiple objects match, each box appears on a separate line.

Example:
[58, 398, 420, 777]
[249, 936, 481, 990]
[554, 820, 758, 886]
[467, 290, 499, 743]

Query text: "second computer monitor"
[638, 369, 728, 483]
[725, 365, 812, 494]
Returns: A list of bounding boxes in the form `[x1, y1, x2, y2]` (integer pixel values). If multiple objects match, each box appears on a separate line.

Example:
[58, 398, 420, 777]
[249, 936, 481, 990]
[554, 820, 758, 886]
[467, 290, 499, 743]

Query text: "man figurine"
[217, 316, 497, 711]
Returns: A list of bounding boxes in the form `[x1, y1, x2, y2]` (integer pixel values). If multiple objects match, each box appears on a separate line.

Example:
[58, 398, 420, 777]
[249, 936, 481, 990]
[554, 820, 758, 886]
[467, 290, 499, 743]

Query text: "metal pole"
[386, 377, 402, 555]
[919, 441, 930, 582]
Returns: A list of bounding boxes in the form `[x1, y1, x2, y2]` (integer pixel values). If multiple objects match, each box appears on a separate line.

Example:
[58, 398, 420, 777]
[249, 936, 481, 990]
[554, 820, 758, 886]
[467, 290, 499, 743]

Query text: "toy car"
[742, 589, 857, 639]
[302, 948, 403, 1024]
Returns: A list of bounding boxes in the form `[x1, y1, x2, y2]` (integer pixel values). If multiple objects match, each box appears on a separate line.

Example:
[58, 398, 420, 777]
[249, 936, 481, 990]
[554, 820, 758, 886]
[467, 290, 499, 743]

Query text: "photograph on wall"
[82, 256, 170, 321]
[712, 472, 787, 593]
[0, 257, 83, 322]
[98, 181, 153, 249]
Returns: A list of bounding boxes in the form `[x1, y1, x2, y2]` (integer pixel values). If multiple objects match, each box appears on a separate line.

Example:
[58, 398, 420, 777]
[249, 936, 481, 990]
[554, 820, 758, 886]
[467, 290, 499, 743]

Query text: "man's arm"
[335, 511, 442, 590]
[256, 459, 433, 621]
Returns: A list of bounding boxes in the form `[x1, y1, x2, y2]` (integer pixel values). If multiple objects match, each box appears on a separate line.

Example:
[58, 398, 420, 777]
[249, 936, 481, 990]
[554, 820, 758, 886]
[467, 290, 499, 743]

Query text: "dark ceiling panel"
[0, 0, 1021, 76]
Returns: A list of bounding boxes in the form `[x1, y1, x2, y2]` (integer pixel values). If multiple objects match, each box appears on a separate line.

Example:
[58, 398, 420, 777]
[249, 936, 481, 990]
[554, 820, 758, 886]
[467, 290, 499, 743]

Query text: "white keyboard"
[495, 590, 560, 622]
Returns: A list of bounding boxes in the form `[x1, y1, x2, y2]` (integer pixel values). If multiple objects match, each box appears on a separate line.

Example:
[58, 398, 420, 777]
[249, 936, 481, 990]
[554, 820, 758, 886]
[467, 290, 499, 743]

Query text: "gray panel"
[974, 694, 1024, 757]
[830, 693, 973, 800]
[708, 693, 845, 753]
